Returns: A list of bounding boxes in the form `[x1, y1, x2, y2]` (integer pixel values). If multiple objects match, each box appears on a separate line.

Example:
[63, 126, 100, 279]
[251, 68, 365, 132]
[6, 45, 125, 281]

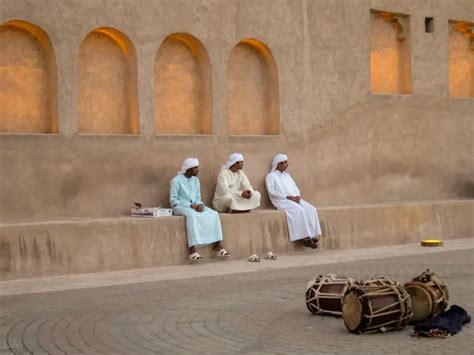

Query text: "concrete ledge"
[0, 200, 472, 280]
[0, 211, 294, 280]
[319, 199, 473, 250]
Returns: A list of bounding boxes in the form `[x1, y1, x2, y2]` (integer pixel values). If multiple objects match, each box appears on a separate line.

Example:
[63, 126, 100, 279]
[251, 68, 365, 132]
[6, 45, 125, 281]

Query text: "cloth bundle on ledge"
[413, 305, 471, 338]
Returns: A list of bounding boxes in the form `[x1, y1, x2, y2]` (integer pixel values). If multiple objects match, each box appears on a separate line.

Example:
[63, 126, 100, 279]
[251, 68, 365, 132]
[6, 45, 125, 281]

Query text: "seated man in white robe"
[213, 153, 261, 213]
[170, 158, 230, 260]
[265, 154, 321, 248]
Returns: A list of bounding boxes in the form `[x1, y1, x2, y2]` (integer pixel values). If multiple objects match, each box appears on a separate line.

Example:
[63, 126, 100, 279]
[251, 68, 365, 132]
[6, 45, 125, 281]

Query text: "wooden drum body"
[342, 277, 412, 334]
[404, 270, 449, 323]
[305, 274, 357, 316]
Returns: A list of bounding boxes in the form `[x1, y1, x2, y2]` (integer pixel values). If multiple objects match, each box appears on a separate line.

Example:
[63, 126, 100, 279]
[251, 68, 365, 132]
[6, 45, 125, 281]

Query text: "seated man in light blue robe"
[170, 157, 230, 261]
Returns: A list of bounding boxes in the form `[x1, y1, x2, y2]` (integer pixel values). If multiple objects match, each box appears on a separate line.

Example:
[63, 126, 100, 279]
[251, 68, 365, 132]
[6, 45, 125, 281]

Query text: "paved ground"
[1, 241, 473, 354]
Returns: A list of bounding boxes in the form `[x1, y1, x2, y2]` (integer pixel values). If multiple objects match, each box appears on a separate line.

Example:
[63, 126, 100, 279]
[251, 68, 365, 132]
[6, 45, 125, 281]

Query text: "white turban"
[271, 154, 288, 171]
[179, 158, 199, 174]
[223, 153, 244, 169]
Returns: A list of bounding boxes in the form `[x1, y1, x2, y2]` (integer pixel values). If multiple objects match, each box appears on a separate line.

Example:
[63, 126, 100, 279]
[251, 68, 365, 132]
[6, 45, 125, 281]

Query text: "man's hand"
[242, 190, 252, 199]
[287, 196, 301, 203]
[191, 204, 204, 212]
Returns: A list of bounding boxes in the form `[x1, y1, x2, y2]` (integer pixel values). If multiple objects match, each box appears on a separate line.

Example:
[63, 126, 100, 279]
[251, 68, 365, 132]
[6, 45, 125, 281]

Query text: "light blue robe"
[170, 174, 223, 248]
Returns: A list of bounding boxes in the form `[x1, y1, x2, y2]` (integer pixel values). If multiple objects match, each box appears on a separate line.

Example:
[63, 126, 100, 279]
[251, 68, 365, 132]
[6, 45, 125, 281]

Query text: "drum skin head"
[342, 292, 362, 332]
[405, 283, 432, 322]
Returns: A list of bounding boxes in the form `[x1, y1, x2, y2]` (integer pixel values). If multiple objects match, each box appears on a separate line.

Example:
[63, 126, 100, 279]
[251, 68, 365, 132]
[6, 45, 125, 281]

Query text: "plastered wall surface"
[0, 23, 55, 133]
[154, 34, 212, 134]
[0, 0, 473, 221]
[449, 25, 474, 98]
[370, 12, 412, 94]
[228, 40, 279, 135]
[78, 31, 130, 133]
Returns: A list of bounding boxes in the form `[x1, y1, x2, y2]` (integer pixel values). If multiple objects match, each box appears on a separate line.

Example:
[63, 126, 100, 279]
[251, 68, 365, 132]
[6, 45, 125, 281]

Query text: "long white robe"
[213, 169, 261, 212]
[265, 171, 321, 242]
[170, 174, 223, 248]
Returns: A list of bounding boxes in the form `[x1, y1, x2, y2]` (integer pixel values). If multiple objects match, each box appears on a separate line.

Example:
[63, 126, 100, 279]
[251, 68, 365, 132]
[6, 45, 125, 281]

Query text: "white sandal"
[189, 252, 203, 261]
[248, 254, 261, 262]
[264, 252, 277, 260]
[216, 248, 230, 257]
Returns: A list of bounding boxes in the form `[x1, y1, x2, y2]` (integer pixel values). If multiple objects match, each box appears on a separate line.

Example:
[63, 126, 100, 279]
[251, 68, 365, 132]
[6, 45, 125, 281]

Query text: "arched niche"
[370, 10, 412, 95]
[449, 20, 474, 98]
[154, 33, 212, 134]
[78, 27, 139, 134]
[227, 38, 279, 135]
[0, 20, 58, 133]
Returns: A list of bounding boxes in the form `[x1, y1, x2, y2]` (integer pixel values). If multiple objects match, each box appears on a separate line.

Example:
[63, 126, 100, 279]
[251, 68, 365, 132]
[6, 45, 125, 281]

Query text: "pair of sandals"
[189, 248, 230, 261]
[248, 252, 277, 262]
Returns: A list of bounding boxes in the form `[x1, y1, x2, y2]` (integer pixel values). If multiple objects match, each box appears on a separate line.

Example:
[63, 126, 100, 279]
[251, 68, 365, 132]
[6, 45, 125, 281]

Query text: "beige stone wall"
[0, 0, 473, 221]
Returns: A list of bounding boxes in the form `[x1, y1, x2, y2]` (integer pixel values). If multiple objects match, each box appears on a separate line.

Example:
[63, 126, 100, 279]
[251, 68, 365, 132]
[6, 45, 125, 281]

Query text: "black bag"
[413, 305, 471, 338]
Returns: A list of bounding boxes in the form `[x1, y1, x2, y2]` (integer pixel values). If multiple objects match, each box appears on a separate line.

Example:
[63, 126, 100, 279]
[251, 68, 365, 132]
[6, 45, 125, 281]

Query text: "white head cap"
[223, 153, 244, 169]
[179, 158, 199, 174]
[271, 154, 288, 171]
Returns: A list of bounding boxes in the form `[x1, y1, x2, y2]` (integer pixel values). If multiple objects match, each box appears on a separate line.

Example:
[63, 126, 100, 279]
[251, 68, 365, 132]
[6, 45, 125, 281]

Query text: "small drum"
[305, 274, 357, 316]
[342, 277, 412, 334]
[404, 269, 449, 323]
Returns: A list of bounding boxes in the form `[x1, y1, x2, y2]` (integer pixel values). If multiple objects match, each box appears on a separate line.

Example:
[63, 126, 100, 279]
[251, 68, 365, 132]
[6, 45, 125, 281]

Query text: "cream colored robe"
[213, 169, 261, 212]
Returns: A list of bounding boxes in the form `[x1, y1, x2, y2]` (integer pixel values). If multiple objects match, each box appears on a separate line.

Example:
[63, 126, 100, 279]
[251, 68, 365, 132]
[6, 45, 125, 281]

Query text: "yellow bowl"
[420, 239, 444, 247]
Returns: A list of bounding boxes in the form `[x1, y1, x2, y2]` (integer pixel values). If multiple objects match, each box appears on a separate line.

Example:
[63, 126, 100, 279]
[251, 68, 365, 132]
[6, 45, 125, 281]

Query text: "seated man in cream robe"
[213, 153, 261, 213]
[170, 158, 230, 261]
[265, 154, 321, 248]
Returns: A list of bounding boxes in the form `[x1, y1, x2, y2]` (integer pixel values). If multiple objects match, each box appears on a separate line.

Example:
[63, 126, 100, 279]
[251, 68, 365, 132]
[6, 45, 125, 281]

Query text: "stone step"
[0, 199, 472, 280]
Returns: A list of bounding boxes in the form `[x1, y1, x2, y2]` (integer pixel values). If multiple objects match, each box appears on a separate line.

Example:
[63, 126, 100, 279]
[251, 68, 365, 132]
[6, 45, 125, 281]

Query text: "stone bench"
[319, 199, 473, 249]
[0, 199, 472, 280]
[0, 210, 295, 280]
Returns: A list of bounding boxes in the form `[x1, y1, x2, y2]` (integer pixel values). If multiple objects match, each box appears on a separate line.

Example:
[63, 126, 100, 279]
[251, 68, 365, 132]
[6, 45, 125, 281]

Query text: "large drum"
[305, 274, 357, 316]
[404, 269, 449, 323]
[342, 277, 412, 334]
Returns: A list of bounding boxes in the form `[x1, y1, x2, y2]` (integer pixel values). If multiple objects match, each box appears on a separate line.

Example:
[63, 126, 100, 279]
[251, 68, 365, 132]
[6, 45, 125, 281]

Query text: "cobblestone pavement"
[1, 249, 473, 354]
